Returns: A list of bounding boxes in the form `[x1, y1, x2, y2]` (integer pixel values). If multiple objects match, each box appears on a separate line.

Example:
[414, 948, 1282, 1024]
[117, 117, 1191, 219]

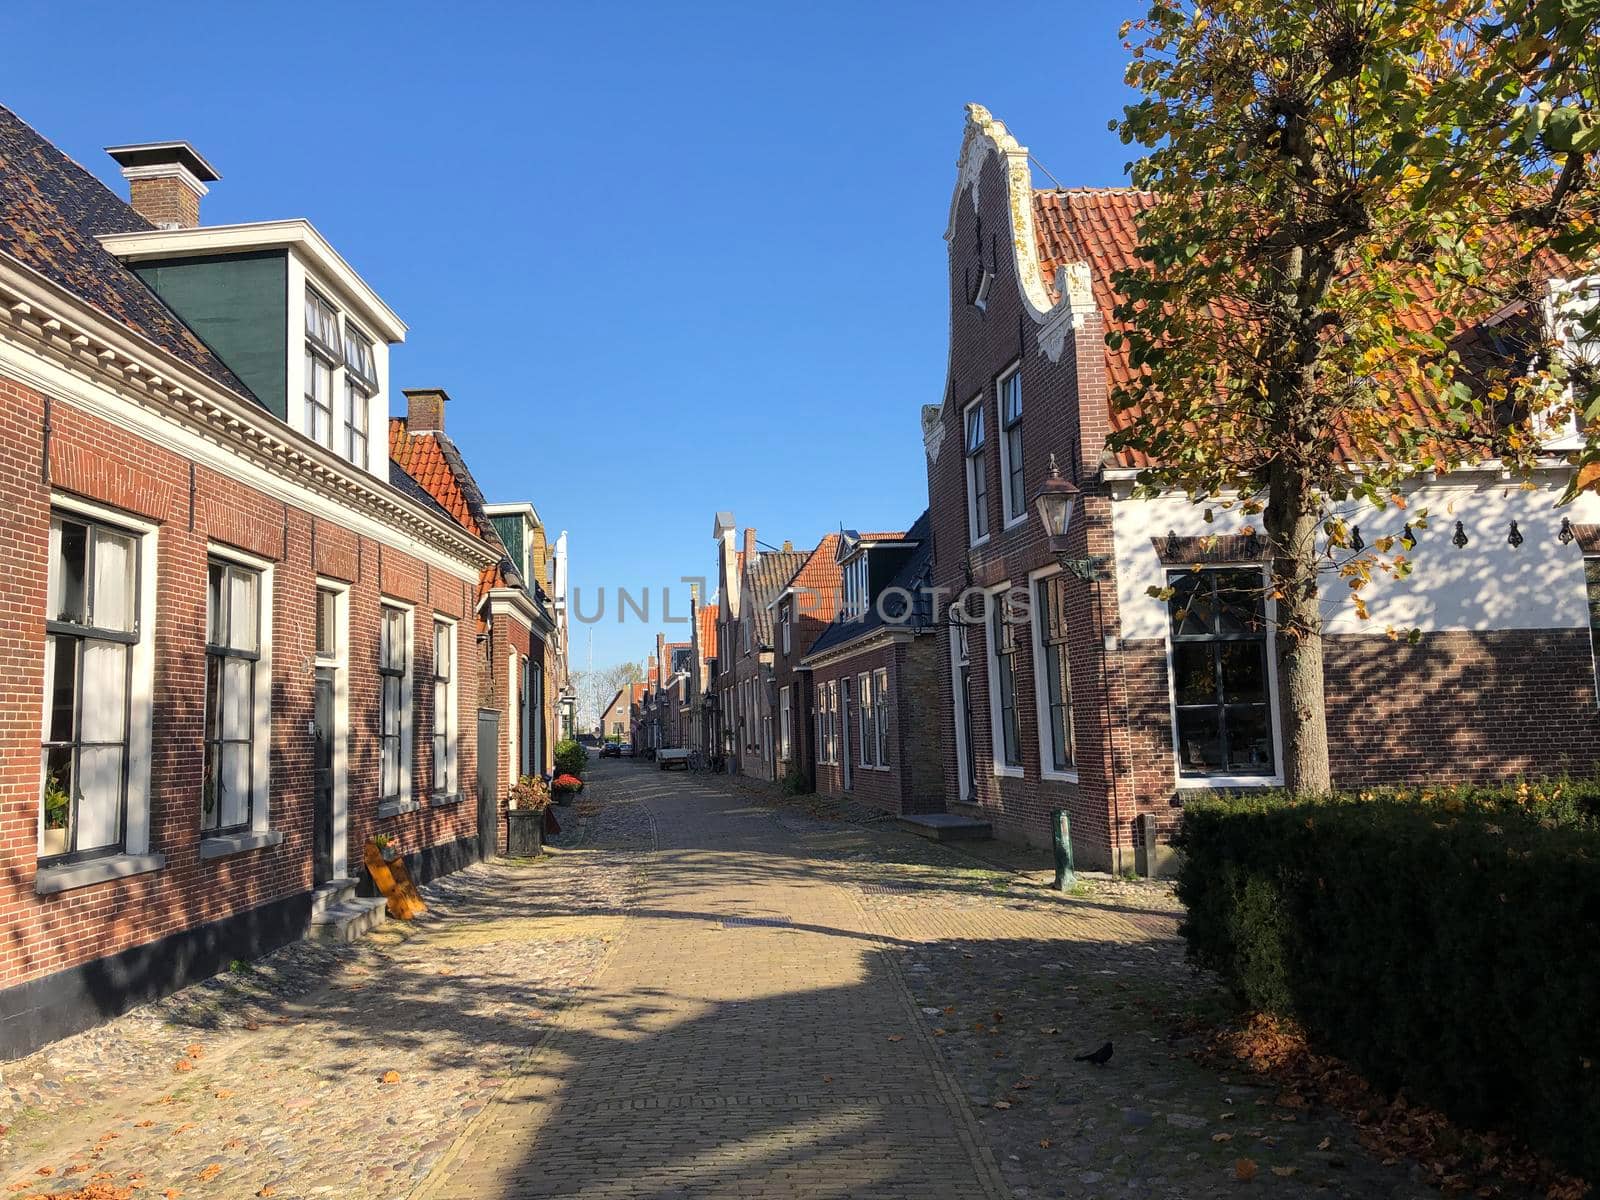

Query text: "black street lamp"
[1032, 454, 1111, 581]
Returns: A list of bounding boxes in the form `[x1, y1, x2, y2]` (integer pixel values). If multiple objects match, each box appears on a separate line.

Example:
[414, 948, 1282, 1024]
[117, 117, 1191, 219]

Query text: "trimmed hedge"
[553, 738, 589, 779]
[1177, 781, 1600, 1179]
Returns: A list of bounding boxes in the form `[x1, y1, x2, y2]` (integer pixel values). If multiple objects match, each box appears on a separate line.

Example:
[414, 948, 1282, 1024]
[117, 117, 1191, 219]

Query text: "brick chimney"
[402, 388, 450, 433]
[656, 632, 666, 678]
[105, 142, 219, 230]
[743, 527, 757, 562]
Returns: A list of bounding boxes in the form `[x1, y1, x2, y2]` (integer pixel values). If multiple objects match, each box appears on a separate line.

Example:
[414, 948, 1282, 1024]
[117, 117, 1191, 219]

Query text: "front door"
[955, 624, 977, 801]
[312, 667, 335, 885]
[841, 677, 853, 792]
[477, 709, 501, 860]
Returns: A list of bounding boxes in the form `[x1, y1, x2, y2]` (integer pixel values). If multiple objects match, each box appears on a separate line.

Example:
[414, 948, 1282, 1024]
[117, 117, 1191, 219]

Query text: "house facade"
[767, 534, 843, 789]
[0, 107, 547, 1055]
[803, 516, 944, 814]
[924, 104, 1600, 870]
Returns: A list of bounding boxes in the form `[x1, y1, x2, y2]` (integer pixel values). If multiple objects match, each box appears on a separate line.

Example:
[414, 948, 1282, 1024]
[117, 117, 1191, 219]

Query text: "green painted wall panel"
[491, 514, 526, 576]
[132, 251, 288, 418]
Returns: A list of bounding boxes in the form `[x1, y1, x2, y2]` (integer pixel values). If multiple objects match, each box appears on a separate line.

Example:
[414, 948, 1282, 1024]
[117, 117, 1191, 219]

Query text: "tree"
[573, 660, 645, 732]
[1106, 0, 1593, 791]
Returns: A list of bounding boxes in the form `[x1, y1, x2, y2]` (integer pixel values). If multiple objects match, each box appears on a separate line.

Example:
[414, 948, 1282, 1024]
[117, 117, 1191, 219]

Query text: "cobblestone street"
[6, 761, 1438, 1199]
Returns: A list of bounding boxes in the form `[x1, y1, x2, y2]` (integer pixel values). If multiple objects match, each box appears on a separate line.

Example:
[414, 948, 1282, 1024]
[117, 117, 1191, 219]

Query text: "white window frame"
[431, 617, 459, 799]
[39, 496, 158, 868]
[506, 650, 520, 789]
[984, 583, 1024, 777]
[1029, 564, 1078, 782]
[997, 364, 1027, 528]
[949, 622, 975, 801]
[843, 553, 870, 620]
[1164, 566, 1285, 790]
[857, 672, 874, 766]
[779, 685, 792, 761]
[378, 600, 414, 812]
[204, 543, 275, 836]
[781, 600, 792, 656]
[873, 666, 889, 768]
[316, 577, 351, 879]
[963, 394, 990, 546]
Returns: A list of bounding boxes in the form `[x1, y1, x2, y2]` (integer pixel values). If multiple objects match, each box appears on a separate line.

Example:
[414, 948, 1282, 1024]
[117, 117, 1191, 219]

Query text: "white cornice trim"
[0, 257, 488, 577]
[99, 219, 406, 342]
[799, 625, 919, 670]
[119, 162, 210, 198]
[489, 588, 555, 635]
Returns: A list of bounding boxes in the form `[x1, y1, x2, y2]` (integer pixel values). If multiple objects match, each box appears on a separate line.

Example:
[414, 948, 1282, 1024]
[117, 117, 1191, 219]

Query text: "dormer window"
[843, 553, 869, 620]
[342, 324, 376, 469]
[305, 290, 340, 359]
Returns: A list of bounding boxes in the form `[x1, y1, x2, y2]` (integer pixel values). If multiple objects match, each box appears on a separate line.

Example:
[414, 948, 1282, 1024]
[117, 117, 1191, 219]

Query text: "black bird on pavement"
[1074, 1041, 1114, 1066]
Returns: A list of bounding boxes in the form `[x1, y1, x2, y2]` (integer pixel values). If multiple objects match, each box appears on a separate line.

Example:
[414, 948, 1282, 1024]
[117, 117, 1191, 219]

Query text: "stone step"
[897, 812, 993, 842]
[307, 897, 388, 942]
[309, 877, 360, 918]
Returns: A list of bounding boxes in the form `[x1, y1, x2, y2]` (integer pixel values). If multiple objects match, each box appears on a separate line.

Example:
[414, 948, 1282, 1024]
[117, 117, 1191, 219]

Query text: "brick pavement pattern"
[419, 766, 1011, 1200]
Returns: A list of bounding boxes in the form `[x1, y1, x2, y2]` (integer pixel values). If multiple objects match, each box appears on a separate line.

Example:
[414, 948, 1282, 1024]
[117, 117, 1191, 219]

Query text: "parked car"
[657, 747, 690, 771]
[600, 742, 622, 758]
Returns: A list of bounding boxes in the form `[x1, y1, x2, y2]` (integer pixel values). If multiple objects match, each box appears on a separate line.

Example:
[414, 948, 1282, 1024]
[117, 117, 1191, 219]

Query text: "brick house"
[686, 592, 719, 761]
[803, 515, 944, 815]
[599, 683, 636, 743]
[923, 104, 1600, 870]
[0, 105, 534, 1055]
[482, 500, 566, 780]
[390, 396, 559, 855]
[712, 516, 805, 780]
[767, 534, 843, 788]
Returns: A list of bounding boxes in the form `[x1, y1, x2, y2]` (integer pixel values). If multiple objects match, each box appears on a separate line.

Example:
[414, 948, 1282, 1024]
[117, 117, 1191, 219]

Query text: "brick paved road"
[419, 766, 1009, 1200]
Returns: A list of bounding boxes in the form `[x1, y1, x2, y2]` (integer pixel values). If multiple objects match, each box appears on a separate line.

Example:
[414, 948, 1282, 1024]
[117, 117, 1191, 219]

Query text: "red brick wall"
[1, 374, 487, 992]
[925, 149, 1132, 868]
[810, 636, 942, 816]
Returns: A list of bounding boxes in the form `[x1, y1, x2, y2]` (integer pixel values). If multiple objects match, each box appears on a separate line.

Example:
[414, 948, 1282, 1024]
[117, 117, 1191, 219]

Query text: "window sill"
[1175, 774, 1282, 791]
[377, 798, 421, 818]
[1040, 768, 1080, 784]
[991, 764, 1025, 779]
[199, 829, 284, 860]
[428, 793, 463, 808]
[1003, 515, 1029, 532]
[36, 852, 166, 895]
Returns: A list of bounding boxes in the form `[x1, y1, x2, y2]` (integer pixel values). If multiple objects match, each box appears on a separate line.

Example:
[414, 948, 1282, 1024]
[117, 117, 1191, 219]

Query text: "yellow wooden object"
[364, 840, 427, 920]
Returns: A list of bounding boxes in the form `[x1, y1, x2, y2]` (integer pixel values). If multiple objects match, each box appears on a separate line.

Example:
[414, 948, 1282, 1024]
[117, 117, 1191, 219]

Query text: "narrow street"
[6, 761, 1432, 1200]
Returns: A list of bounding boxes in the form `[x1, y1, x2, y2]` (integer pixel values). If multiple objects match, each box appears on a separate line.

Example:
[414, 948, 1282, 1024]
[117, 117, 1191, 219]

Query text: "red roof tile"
[696, 603, 719, 661]
[390, 418, 479, 534]
[788, 534, 844, 623]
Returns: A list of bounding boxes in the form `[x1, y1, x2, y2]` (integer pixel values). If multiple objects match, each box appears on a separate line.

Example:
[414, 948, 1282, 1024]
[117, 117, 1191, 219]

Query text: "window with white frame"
[304, 290, 340, 449]
[779, 686, 792, 760]
[998, 367, 1025, 524]
[203, 560, 262, 832]
[379, 605, 410, 801]
[964, 397, 990, 544]
[1033, 573, 1075, 773]
[342, 323, 376, 469]
[781, 599, 792, 656]
[815, 687, 829, 764]
[990, 594, 1022, 769]
[873, 666, 889, 766]
[1168, 569, 1275, 778]
[857, 672, 876, 766]
[843, 553, 870, 620]
[40, 513, 139, 862]
[431, 619, 457, 796]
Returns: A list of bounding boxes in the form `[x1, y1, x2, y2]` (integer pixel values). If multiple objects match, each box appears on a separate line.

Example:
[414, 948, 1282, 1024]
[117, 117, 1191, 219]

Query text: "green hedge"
[1177, 781, 1600, 1178]
[553, 738, 589, 779]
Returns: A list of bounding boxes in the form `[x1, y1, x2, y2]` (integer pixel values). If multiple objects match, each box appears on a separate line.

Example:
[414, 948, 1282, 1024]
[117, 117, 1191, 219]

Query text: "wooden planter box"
[506, 809, 545, 857]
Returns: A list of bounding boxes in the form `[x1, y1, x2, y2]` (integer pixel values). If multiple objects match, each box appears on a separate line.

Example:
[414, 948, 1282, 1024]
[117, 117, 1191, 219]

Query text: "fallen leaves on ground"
[1201, 1014, 1590, 1199]
[1234, 1157, 1257, 1182]
[991, 1100, 1012, 1110]
[380, 1071, 401, 1085]
[182, 1045, 202, 1060]
[886, 1034, 904, 1043]
[171, 1061, 192, 1074]
[195, 1166, 221, 1183]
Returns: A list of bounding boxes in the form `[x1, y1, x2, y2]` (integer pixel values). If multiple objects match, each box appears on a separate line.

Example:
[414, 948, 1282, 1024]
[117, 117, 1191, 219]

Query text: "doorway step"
[307, 877, 387, 942]
[897, 811, 993, 842]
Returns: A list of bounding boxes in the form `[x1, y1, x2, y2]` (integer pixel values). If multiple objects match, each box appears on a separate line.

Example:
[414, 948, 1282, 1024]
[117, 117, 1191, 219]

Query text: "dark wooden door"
[313, 668, 335, 885]
[476, 709, 501, 861]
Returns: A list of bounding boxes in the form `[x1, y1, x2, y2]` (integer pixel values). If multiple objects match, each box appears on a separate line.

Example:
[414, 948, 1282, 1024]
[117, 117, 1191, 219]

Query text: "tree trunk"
[1266, 463, 1332, 793]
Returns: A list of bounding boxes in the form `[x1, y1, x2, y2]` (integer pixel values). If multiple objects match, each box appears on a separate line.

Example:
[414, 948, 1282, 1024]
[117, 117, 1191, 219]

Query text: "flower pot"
[506, 809, 544, 857]
[41, 826, 67, 857]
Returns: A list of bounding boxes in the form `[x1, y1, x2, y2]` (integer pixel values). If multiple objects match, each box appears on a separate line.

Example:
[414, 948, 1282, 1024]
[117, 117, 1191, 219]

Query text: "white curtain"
[77, 640, 127, 849]
[93, 529, 134, 633]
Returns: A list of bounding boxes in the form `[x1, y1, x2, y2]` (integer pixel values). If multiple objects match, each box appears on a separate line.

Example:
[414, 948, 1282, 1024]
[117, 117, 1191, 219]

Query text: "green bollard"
[1052, 808, 1075, 891]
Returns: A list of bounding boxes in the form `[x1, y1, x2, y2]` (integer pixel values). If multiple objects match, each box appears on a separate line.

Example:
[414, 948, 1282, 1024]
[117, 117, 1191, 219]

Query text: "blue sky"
[2, 0, 1140, 672]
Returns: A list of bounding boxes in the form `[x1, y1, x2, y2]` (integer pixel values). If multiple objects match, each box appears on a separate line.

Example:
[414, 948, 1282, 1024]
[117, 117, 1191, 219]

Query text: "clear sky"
[2, 0, 1141, 673]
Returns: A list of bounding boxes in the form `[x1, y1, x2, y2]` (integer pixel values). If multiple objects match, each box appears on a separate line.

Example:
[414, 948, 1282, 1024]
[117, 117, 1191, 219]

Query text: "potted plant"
[506, 775, 551, 856]
[551, 773, 583, 804]
[373, 832, 401, 862]
[42, 771, 70, 857]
